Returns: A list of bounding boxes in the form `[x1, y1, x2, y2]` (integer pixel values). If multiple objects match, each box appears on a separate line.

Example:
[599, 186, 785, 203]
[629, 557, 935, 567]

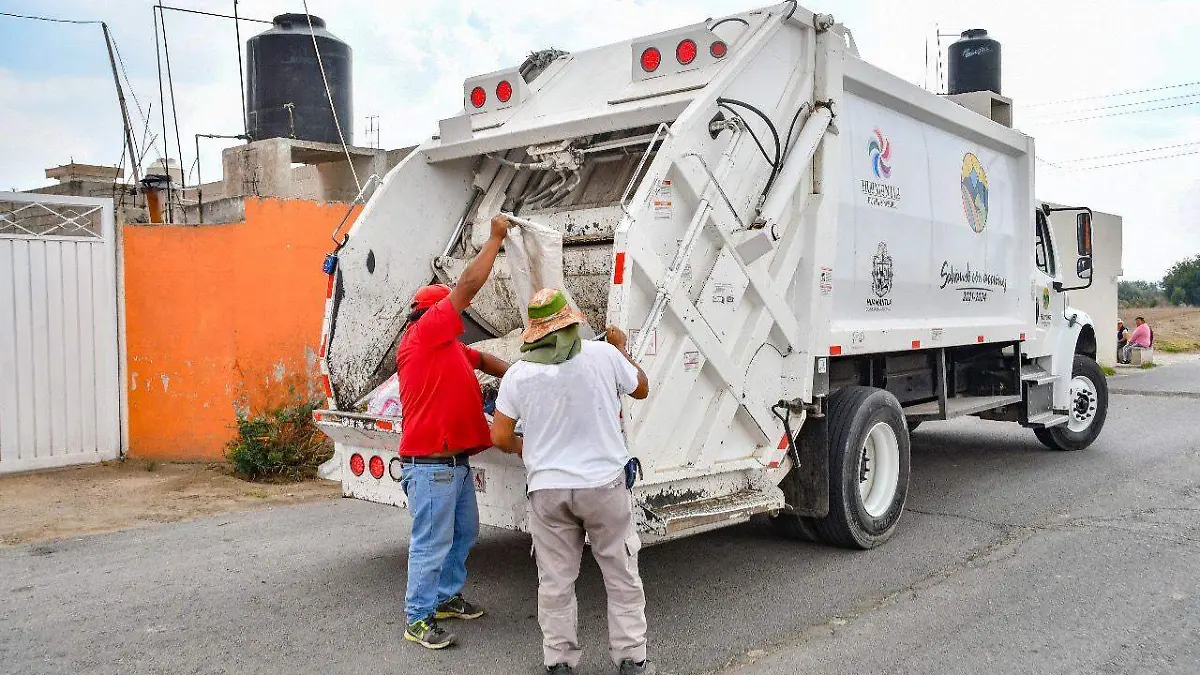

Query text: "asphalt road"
[3, 363, 1199, 675]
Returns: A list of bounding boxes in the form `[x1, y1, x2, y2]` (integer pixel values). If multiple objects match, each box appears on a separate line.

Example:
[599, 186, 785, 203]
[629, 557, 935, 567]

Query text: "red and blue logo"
[868, 129, 892, 179]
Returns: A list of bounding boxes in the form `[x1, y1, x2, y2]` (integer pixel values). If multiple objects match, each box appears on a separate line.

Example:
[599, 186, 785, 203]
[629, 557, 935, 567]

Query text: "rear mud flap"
[779, 414, 830, 517]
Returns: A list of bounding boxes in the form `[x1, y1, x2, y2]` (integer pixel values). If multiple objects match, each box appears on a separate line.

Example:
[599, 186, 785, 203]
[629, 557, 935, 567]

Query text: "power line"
[1075, 149, 1200, 170]
[1035, 100, 1200, 124]
[1026, 80, 1200, 107]
[0, 11, 101, 25]
[1028, 92, 1200, 118]
[1059, 140, 1200, 164]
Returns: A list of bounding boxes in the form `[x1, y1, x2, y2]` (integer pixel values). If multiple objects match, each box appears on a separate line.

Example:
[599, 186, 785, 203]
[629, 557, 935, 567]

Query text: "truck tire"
[769, 511, 821, 542]
[1034, 355, 1108, 451]
[811, 386, 911, 549]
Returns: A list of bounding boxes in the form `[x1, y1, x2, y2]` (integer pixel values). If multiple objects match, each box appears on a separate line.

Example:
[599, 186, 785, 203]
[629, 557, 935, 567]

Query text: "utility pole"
[101, 21, 140, 184]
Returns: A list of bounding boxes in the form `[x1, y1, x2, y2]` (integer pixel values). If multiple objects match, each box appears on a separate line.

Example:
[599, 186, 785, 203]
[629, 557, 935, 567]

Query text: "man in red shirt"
[398, 214, 511, 649]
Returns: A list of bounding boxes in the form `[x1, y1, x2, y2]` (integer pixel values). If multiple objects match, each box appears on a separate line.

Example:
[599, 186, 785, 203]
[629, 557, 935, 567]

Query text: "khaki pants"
[528, 475, 648, 668]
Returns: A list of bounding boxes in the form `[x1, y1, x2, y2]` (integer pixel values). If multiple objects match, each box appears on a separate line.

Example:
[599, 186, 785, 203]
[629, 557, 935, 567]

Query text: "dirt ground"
[0, 460, 340, 546]
[1118, 306, 1200, 351]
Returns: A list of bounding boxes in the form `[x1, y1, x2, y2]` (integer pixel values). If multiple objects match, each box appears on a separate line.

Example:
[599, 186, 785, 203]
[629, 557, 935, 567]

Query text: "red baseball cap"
[411, 284, 451, 310]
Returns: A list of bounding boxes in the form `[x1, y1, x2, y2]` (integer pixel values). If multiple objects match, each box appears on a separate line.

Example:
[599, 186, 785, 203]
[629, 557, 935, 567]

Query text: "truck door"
[1025, 208, 1062, 357]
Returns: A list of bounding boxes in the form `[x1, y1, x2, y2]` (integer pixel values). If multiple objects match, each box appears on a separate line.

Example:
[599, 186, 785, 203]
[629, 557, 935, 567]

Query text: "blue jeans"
[400, 462, 478, 624]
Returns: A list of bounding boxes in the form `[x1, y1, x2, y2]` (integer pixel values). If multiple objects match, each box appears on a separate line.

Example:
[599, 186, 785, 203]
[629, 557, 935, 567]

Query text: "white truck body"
[314, 3, 1106, 548]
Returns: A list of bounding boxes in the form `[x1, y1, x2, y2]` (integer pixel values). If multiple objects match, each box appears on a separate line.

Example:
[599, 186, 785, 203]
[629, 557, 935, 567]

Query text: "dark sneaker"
[435, 594, 486, 620]
[619, 659, 656, 675]
[546, 665, 574, 674]
[404, 617, 455, 649]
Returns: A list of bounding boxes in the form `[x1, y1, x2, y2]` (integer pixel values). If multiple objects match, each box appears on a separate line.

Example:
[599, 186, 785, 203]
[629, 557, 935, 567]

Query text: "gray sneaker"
[619, 659, 656, 675]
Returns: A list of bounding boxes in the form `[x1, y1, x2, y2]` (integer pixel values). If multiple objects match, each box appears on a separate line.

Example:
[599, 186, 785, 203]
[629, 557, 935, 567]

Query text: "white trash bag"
[365, 373, 402, 417]
[502, 213, 595, 338]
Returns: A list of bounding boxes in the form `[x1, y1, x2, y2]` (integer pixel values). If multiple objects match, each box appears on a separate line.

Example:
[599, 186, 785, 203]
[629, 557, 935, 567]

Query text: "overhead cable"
[1026, 80, 1200, 107]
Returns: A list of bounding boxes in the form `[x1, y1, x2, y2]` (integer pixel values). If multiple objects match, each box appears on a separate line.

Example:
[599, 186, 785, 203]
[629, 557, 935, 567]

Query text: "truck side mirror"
[1076, 212, 1093, 257]
[1076, 256, 1092, 280]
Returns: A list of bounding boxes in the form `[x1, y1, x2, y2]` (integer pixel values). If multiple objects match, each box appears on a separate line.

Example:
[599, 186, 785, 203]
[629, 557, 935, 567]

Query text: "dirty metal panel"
[642, 486, 785, 535]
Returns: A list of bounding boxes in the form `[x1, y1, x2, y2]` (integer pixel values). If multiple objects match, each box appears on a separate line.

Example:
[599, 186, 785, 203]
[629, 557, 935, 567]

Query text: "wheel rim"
[858, 422, 900, 518]
[1068, 375, 1099, 433]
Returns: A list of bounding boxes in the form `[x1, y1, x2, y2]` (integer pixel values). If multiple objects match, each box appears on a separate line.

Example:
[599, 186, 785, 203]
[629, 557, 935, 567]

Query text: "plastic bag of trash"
[365, 373, 402, 417]
[502, 213, 594, 338]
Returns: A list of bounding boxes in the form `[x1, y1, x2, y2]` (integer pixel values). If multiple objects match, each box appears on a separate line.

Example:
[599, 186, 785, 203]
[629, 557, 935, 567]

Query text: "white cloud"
[1, 0, 1197, 278]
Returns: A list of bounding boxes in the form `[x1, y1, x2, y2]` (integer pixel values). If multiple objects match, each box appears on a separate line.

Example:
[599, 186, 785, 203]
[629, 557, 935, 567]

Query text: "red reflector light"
[676, 39, 698, 65]
[640, 47, 661, 72]
[469, 86, 486, 108]
[612, 252, 626, 284]
[829, 345, 842, 356]
[368, 455, 385, 480]
[912, 340, 922, 349]
[349, 453, 365, 477]
[977, 335, 985, 343]
[496, 80, 513, 103]
[710, 40, 728, 58]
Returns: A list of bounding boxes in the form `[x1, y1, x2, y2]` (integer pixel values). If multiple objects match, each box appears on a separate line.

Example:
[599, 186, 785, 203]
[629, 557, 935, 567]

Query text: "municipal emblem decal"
[871, 242, 894, 298]
[960, 152, 989, 233]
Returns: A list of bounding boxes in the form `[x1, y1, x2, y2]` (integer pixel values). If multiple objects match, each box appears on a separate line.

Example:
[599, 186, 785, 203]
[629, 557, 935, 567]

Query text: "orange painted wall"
[123, 198, 357, 461]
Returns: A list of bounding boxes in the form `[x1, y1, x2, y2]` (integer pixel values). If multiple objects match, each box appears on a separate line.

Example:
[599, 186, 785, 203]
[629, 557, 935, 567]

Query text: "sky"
[1, 0, 1197, 281]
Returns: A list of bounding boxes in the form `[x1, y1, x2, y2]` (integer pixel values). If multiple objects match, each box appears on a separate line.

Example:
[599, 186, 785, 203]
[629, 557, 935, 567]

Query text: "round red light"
[496, 80, 513, 103]
[640, 47, 661, 72]
[469, 86, 486, 109]
[349, 453, 365, 477]
[676, 39, 698, 65]
[368, 455, 385, 480]
[710, 40, 728, 58]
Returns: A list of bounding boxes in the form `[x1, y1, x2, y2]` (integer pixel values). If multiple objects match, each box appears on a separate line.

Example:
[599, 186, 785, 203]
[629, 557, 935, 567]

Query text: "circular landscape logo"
[868, 129, 892, 179]
[960, 152, 989, 233]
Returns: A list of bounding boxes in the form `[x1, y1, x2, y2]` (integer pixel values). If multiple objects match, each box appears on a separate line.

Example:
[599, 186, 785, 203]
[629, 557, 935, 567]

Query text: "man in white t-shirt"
[490, 287, 652, 675]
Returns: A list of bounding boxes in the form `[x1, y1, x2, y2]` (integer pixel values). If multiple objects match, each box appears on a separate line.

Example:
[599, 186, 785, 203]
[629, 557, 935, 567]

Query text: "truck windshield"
[1035, 210, 1057, 277]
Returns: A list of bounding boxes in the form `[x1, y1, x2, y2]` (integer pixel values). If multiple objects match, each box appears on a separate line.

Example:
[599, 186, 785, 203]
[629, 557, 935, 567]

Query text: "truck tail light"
[368, 455, 385, 479]
[710, 40, 728, 58]
[469, 86, 486, 108]
[349, 453, 365, 477]
[496, 80, 513, 103]
[676, 39, 698, 65]
[640, 47, 661, 72]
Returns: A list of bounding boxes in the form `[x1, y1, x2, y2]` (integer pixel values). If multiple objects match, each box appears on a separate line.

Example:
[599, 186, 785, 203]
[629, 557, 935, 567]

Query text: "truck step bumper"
[643, 487, 786, 536]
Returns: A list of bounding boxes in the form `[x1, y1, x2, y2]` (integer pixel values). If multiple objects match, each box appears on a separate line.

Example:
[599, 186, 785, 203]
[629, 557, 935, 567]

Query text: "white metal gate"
[0, 192, 123, 473]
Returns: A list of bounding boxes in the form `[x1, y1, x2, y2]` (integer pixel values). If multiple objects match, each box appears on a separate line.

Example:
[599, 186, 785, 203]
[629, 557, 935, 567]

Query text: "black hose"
[718, 103, 775, 170]
[709, 16, 749, 31]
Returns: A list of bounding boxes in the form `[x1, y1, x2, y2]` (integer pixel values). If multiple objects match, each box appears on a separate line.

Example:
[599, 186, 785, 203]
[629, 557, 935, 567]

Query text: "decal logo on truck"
[938, 261, 1007, 302]
[868, 129, 892, 179]
[960, 152, 989, 233]
[867, 242, 894, 311]
[861, 129, 900, 209]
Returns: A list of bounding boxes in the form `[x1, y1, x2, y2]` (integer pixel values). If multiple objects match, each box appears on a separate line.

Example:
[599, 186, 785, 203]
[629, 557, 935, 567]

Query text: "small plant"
[1140, 362, 1158, 370]
[226, 401, 332, 482]
[144, 460, 159, 472]
[1101, 366, 1117, 377]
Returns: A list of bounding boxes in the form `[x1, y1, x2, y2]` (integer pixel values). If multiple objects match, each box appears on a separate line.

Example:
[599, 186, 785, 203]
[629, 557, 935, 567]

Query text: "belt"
[400, 452, 471, 466]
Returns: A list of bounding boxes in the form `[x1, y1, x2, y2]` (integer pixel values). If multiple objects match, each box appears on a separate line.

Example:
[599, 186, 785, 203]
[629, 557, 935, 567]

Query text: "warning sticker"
[711, 282, 735, 306]
[653, 180, 673, 219]
[931, 328, 944, 343]
[629, 328, 658, 356]
[683, 350, 702, 372]
[819, 267, 834, 295]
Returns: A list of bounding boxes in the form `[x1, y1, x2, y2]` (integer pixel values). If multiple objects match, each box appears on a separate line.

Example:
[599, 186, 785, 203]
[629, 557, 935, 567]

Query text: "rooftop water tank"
[246, 13, 353, 144]
[948, 29, 1001, 96]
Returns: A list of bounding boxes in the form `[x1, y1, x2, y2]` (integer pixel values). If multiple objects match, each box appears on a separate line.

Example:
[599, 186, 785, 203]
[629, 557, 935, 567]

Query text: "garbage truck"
[313, 1, 1107, 549]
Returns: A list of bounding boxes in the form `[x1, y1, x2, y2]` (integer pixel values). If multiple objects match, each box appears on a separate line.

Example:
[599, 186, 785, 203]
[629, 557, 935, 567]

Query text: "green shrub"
[1101, 366, 1117, 377]
[1156, 340, 1200, 354]
[226, 402, 332, 482]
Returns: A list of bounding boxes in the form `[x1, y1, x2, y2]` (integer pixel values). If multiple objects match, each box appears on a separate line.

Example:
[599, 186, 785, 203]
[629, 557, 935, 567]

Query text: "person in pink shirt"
[1121, 316, 1153, 363]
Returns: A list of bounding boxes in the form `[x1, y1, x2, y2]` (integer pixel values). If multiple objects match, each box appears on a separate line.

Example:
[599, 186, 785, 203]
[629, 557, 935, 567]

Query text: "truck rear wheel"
[810, 386, 911, 549]
[1034, 355, 1108, 451]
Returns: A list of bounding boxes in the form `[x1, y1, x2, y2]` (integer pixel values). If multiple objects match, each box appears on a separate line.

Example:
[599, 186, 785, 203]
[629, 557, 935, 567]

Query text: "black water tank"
[948, 29, 1001, 95]
[246, 13, 352, 144]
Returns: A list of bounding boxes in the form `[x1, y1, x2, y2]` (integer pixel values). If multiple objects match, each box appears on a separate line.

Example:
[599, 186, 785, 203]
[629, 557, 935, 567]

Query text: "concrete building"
[1046, 204, 1123, 368]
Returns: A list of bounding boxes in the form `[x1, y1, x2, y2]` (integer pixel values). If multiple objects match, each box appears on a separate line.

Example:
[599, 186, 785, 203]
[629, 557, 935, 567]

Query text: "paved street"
[3, 363, 1199, 675]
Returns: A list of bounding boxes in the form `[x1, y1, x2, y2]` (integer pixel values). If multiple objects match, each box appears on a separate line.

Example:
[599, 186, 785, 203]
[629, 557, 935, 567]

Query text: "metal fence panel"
[0, 192, 122, 473]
